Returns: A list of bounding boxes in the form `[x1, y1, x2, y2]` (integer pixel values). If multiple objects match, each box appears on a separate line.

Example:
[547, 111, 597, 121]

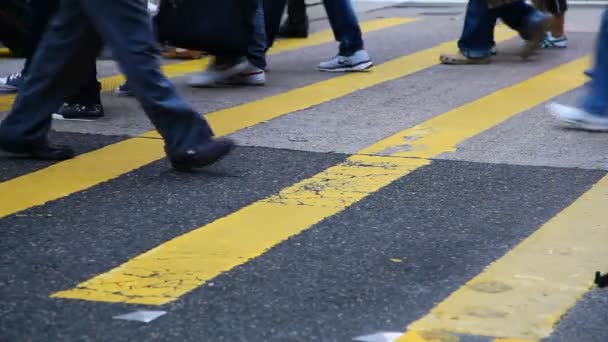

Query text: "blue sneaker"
[0, 72, 23, 93]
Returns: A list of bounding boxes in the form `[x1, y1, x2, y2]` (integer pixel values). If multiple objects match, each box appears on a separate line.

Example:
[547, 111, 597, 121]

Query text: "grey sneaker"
[318, 50, 373, 72]
[0, 72, 24, 93]
[220, 64, 266, 86]
[188, 58, 249, 88]
[548, 103, 608, 131]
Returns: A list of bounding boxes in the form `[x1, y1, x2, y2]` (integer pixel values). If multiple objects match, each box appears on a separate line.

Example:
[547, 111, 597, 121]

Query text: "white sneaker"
[542, 33, 568, 49]
[221, 64, 266, 86]
[548, 102, 608, 131]
[188, 58, 249, 88]
[318, 50, 373, 72]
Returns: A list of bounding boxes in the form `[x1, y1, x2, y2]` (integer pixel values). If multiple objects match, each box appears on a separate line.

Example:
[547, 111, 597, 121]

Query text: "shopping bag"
[154, 0, 257, 55]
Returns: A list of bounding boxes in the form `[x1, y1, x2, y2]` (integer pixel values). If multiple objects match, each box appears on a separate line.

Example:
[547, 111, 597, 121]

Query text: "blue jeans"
[264, 0, 364, 56]
[0, 0, 212, 154]
[25, 0, 100, 104]
[579, 10, 608, 117]
[458, 0, 542, 58]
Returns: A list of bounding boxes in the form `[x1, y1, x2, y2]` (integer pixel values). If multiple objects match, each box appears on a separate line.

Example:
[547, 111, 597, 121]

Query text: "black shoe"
[278, 19, 309, 38]
[53, 103, 105, 120]
[170, 138, 234, 172]
[0, 140, 75, 160]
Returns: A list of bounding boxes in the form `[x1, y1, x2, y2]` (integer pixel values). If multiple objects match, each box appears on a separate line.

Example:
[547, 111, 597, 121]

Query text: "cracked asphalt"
[1, 2, 607, 342]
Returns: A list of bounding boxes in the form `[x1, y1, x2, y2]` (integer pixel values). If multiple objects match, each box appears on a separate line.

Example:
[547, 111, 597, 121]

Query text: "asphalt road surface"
[1, 3, 607, 342]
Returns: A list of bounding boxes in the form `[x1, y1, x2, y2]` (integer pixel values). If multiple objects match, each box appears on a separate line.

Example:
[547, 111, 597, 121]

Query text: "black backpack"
[0, 0, 32, 57]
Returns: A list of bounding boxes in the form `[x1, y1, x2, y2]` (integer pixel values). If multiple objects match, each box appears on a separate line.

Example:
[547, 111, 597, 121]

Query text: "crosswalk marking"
[398, 164, 607, 341]
[52, 56, 589, 305]
[0, 17, 415, 113]
[0, 27, 518, 220]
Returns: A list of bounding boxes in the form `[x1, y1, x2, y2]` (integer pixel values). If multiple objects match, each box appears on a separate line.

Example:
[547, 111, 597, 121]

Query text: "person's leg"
[22, 0, 60, 74]
[263, 0, 289, 50]
[55, 61, 104, 120]
[247, 0, 268, 71]
[317, 0, 372, 71]
[541, 0, 568, 48]
[440, 0, 497, 64]
[496, 1, 552, 58]
[0, 0, 101, 158]
[579, 11, 608, 117]
[80, 0, 233, 165]
[322, 0, 363, 56]
[459, 0, 497, 58]
[0, 0, 60, 92]
[189, 0, 267, 88]
[548, 10, 608, 130]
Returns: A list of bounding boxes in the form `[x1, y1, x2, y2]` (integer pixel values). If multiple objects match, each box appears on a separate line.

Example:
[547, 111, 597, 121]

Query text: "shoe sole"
[318, 61, 373, 73]
[439, 55, 491, 65]
[52, 113, 103, 122]
[0, 85, 19, 93]
[558, 118, 608, 132]
[188, 61, 250, 88]
[115, 90, 134, 97]
[171, 141, 235, 172]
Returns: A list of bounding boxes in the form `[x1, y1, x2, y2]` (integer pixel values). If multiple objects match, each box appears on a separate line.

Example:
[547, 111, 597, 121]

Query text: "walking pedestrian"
[188, 0, 268, 87]
[0, 0, 233, 171]
[0, 0, 104, 120]
[548, 10, 608, 131]
[439, 0, 552, 64]
[264, 0, 373, 72]
[533, 0, 569, 48]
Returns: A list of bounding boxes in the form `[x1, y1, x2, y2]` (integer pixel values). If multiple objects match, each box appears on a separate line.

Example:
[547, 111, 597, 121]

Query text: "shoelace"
[7, 72, 22, 82]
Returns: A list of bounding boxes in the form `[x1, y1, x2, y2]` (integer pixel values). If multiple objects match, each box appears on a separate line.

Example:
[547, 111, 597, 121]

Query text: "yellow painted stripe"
[0, 27, 518, 220]
[0, 47, 11, 57]
[0, 17, 415, 113]
[400, 171, 608, 340]
[52, 55, 589, 305]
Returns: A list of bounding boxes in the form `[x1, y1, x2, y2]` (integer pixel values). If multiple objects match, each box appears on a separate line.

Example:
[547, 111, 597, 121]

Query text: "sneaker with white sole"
[548, 102, 608, 131]
[221, 64, 266, 86]
[318, 50, 373, 72]
[542, 33, 568, 49]
[0, 72, 24, 93]
[188, 58, 249, 88]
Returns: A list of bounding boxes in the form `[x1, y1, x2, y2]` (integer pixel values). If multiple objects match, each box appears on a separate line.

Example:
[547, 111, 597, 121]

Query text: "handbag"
[154, 0, 257, 56]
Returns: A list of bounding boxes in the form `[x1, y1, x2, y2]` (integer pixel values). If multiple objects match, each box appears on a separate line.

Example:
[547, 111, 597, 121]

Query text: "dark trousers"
[0, 0, 213, 154]
[23, 0, 100, 104]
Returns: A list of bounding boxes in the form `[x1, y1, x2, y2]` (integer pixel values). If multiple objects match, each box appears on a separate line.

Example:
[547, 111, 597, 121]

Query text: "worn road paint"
[51, 54, 586, 305]
[400, 167, 608, 340]
[0, 17, 415, 113]
[0, 27, 519, 220]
